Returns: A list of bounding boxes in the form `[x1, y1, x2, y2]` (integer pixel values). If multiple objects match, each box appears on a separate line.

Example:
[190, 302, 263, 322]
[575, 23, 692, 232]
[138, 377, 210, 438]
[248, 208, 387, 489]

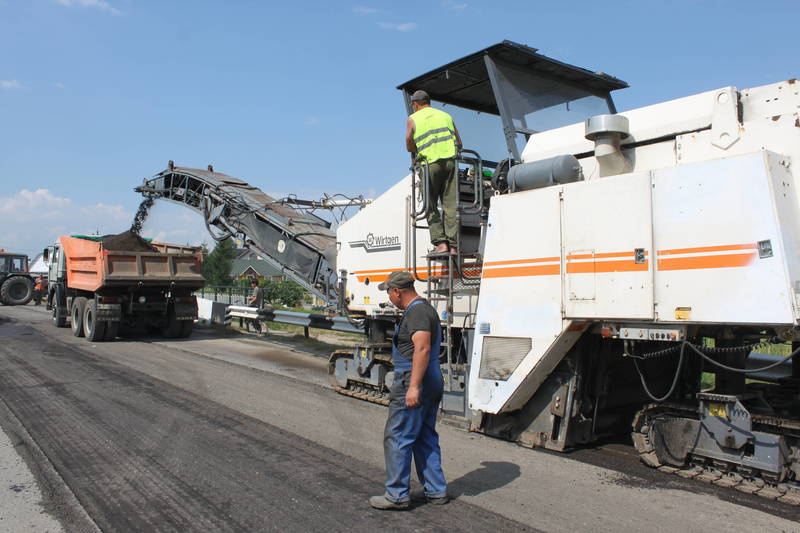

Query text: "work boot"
[369, 495, 410, 510]
[433, 242, 449, 254]
[411, 490, 450, 505]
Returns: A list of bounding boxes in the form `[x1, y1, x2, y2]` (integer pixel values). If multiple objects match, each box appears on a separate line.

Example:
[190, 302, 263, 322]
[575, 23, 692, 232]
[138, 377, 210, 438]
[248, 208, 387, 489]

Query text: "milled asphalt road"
[0, 304, 798, 532]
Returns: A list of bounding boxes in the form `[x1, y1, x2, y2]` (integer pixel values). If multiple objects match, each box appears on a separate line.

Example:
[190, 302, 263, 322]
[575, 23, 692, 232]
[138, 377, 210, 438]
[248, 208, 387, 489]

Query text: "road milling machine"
[138, 41, 800, 503]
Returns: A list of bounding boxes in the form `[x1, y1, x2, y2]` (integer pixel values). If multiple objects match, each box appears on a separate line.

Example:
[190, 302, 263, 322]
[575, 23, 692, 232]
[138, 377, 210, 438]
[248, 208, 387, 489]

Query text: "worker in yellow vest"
[405, 90, 462, 255]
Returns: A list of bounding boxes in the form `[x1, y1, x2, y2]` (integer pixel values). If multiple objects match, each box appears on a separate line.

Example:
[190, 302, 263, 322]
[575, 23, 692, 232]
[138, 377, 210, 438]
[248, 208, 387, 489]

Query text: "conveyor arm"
[136, 162, 338, 303]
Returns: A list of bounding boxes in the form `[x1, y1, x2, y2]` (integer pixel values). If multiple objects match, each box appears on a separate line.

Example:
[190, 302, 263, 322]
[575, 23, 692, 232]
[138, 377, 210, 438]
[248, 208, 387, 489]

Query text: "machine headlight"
[138, 296, 146, 304]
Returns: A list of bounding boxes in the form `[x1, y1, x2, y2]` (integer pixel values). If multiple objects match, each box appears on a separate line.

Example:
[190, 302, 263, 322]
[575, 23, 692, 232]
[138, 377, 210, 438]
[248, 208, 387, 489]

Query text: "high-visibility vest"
[410, 106, 457, 163]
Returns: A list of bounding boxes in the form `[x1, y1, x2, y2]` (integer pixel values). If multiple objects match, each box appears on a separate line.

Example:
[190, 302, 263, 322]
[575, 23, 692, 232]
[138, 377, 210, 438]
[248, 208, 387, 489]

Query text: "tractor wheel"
[83, 299, 107, 342]
[71, 297, 87, 337]
[0, 277, 34, 306]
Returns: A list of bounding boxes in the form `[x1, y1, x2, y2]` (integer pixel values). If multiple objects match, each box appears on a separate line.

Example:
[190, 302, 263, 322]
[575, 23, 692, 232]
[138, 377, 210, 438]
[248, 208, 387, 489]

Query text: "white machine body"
[338, 79, 800, 415]
[337, 175, 479, 322]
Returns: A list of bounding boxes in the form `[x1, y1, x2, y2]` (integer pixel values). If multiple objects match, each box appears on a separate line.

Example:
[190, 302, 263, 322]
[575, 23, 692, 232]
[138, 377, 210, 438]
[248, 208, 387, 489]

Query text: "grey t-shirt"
[251, 286, 264, 308]
[395, 299, 440, 359]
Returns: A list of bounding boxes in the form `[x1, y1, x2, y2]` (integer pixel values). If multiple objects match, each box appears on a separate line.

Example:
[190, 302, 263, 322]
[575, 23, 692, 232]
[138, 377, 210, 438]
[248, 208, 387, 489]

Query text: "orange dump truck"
[44, 234, 205, 341]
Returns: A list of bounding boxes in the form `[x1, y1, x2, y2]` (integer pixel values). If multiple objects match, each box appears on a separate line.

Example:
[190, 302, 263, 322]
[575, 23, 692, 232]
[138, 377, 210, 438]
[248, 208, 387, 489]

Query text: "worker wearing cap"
[406, 90, 462, 255]
[369, 271, 448, 510]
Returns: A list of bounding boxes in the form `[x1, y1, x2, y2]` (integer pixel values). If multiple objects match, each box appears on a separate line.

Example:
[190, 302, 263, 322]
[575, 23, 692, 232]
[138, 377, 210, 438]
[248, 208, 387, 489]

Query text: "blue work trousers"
[383, 370, 447, 503]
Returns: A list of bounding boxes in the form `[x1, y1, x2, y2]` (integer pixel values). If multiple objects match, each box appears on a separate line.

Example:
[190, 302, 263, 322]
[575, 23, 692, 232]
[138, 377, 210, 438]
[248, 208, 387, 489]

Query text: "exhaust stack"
[585, 114, 630, 177]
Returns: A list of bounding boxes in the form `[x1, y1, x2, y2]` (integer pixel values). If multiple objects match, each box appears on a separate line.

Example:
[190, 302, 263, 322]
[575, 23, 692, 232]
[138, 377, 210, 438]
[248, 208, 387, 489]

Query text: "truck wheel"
[53, 304, 67, 328]
[104, 321, 119, 341]
[71, 297, 87, 337]
[52, 286, 67, 327]
[161, 309, 182, 339]
[0, 277, 34, 306]
[83, 299, 107, 342]
[179, 320, 194, 338]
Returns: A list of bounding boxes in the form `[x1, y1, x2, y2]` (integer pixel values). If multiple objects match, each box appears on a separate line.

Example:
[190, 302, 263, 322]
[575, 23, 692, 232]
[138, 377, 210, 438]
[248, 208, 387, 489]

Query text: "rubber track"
[328, 350, 391, 406]
[632, 403, 800, 506]
[333, 386, 390, 406]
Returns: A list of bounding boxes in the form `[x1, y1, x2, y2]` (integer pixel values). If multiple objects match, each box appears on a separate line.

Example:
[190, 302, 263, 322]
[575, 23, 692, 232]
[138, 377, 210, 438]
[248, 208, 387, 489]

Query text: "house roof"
[231, 259, 284, 277]
[29, 253, 48, 275]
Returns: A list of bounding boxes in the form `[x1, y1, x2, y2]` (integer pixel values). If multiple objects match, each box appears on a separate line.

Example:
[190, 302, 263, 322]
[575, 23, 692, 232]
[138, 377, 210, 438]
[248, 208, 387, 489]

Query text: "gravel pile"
[101, 231, 157, 252]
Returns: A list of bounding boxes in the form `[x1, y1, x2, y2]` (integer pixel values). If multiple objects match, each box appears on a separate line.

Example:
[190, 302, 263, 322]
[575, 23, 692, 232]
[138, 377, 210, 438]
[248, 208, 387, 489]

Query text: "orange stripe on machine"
[482, 263, 560, 279]
[566, 259, 649, 274]
[352, 242, 760, 282]
[657, 243, 757, 256]
[656, 242, 758, 271]
[658, 252, 756, 271]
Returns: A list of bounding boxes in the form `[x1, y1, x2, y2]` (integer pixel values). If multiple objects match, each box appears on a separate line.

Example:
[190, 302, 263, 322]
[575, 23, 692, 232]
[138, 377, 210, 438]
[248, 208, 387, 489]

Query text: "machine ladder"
[408, 151, 488, 415]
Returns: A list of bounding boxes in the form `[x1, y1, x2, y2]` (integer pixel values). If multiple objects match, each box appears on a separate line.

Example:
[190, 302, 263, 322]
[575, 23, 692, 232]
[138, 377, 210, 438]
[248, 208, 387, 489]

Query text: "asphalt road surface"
[0, 304, 798, 533]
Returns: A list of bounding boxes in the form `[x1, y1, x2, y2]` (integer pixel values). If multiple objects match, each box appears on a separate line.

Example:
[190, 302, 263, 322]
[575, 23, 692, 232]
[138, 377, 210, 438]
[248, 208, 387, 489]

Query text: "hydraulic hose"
[634, 341, 686, 402]
[684, 341, 799, 374]
[632, 338, 799, 401]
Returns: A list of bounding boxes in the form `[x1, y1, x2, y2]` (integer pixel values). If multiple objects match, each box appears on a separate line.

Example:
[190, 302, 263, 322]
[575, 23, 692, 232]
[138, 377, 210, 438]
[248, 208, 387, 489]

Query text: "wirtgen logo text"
[349, 233, 401, 253]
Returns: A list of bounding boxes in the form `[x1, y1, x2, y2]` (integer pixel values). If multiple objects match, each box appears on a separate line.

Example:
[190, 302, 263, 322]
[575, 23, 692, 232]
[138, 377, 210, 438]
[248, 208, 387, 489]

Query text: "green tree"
[202, 238, 237, 286]
[275, 280, 305, 308]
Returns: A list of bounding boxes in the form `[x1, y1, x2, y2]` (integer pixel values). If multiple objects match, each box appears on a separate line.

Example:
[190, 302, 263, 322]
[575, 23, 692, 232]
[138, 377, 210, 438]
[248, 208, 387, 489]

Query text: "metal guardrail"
[226, 305, 364, 335]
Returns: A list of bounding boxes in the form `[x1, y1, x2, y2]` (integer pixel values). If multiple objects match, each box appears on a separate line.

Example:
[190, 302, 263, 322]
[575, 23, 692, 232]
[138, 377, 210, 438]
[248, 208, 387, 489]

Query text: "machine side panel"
[468, 188, 565, 414]
[337, 173, 478, 319]
[562, 172, 654, 319]
[652, 152, 795, 324]
[764, 151, 800, 319]
[337, 176, 415, 312]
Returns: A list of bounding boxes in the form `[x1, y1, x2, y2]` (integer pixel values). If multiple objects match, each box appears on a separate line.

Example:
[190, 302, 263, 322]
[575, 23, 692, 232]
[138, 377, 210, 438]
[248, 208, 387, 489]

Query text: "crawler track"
[632, 403, 800, 506]
[327, 350, 390, 406]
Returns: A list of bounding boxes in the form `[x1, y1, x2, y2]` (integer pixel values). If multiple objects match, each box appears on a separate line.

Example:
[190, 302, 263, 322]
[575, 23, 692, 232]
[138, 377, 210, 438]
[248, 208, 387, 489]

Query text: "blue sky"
[2, 0, 799, 257]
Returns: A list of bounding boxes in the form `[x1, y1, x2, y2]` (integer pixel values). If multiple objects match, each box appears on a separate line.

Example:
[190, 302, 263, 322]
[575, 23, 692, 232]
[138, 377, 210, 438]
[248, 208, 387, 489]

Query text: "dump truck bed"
[59, 236, 204, 293]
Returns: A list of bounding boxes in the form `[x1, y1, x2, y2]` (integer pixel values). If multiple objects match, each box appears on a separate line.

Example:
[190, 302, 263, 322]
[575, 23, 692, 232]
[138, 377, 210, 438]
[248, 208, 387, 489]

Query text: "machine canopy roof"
[396, 40, 628, 116]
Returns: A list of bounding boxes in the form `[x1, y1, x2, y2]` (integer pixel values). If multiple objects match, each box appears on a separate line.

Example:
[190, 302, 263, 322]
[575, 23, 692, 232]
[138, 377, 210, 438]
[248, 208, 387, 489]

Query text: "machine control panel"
[601, 324, 686, 342]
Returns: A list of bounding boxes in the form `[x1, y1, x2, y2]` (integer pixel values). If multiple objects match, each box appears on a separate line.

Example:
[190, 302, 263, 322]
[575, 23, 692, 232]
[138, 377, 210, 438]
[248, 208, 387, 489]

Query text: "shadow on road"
[448, 461, 521, 498]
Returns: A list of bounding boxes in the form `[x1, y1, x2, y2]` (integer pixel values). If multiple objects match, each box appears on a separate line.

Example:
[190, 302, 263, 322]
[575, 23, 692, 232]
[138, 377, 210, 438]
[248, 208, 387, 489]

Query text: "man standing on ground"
[246, 278, 264, 333]
[369, 271, 448, 510]
[33, 276, 45, 305]
[406, 90, 462, 255]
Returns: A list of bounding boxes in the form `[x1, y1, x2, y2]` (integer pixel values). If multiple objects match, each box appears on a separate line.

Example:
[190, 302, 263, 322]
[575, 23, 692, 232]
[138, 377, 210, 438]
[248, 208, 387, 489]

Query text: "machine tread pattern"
[633, 403, 800, 507]
[328, 350, 391, 406]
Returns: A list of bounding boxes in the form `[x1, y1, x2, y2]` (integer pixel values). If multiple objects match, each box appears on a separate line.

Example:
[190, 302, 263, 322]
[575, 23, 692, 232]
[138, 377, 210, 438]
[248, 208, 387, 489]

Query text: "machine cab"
[0, 252, 28, 274]
[397, 40, 628, 166]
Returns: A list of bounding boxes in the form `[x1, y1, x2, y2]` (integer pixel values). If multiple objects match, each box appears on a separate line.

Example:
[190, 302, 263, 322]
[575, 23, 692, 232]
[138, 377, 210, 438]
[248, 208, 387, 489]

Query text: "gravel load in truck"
[100, 230, 158, 252]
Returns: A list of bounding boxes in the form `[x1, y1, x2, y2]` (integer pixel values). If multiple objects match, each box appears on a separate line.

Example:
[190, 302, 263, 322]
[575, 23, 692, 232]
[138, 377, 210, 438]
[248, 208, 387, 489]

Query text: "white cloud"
[0, 79, 21, 89]
[54, 82, 66, 89]
[0, 189, 71, 213]
[54, 0, 122, 16]
[353, 5, 379, 14]
[378, 22, 417, 31]
[0, 189, 132, 257]
[304, 115, 320, 126]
